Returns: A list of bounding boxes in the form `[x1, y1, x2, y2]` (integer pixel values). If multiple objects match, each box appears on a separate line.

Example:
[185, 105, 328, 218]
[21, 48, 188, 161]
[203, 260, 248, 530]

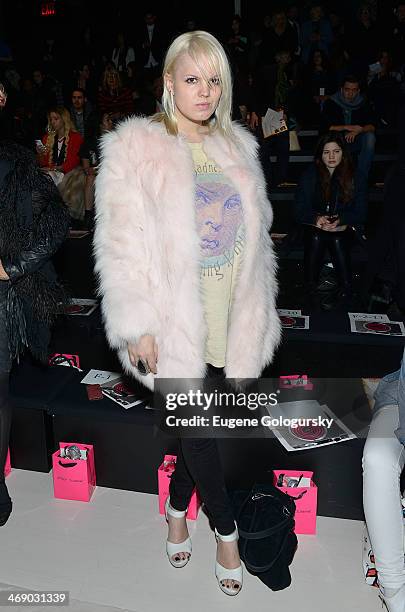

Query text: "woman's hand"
[36, 143, 48, 156]
[127, 334, 158, 375]
[315, 215, 330, 229]
[248, 111, 259, 130]
[316, 216, 341, 231]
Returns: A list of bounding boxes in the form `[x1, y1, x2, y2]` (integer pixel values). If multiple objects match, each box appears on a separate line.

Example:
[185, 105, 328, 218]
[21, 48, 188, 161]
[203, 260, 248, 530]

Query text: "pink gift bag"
[273, 470, 318, 534]
[52, 442, 96, 502]
[279, 374, 313, 391]
[158, 454, 201, 520]
[4, 448, 11, 478]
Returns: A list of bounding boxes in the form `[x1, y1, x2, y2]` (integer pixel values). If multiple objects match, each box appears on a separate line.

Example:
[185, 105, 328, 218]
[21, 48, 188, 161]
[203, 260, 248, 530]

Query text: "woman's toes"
[221, 580, 240, 591]
[172, 552, 189, 563]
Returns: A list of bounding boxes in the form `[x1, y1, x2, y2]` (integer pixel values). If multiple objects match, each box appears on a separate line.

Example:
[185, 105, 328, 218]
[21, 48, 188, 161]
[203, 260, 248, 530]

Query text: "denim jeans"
[347, 131, 376, 178]
[259, 130, 290, 188]
[374, 348, 405, 446]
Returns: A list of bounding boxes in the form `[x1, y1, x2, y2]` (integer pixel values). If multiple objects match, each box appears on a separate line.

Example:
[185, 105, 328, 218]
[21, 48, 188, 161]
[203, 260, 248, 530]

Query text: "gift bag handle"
[58, 461, 77, 468]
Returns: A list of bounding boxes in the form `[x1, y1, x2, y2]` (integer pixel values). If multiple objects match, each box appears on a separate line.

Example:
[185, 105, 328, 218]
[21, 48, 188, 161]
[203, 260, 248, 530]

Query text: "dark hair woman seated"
[294, 132, 367, 303]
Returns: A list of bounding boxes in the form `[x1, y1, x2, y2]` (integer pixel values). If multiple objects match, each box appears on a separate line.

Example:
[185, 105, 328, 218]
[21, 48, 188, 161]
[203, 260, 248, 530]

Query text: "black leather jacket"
[0, 154, 69, 360]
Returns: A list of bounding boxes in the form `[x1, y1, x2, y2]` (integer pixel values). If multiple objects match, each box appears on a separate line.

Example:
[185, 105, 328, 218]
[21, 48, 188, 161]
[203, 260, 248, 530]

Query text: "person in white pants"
[363, 349, 405, 612]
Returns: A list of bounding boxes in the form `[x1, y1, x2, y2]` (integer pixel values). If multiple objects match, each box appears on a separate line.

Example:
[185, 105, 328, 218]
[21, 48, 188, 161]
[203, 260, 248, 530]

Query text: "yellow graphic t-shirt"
[188, 142, 245, 367]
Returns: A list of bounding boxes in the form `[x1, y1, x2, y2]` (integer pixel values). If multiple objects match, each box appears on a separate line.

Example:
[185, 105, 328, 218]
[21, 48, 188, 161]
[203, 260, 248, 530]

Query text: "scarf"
[330, 90, 364, 125]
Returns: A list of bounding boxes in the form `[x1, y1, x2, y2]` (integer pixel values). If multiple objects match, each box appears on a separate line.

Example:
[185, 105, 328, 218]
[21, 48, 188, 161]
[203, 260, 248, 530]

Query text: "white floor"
[0, 469, 380, 612]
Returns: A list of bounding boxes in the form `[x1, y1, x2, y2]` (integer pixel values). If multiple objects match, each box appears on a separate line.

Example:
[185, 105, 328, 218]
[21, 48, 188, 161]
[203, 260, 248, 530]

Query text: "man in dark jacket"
[249, 50, 294, 188]
[320, 75, 376, 179]
[0, 140, 69, 527]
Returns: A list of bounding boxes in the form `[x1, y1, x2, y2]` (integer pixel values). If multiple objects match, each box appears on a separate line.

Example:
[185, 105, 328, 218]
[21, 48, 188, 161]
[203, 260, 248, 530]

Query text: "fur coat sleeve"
[94, 120, 163, 354]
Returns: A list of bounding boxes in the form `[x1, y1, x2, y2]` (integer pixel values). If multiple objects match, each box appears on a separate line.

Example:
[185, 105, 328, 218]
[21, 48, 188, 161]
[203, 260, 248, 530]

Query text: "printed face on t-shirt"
[196, 182, 242, 259]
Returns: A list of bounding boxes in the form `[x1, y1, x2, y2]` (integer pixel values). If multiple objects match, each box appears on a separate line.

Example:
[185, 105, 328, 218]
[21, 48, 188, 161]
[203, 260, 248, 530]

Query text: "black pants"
[304, 225, 353, 289]
[0, 284, 12, 506]
[259, 130, 290, 188]
[169, 365, 235, 535]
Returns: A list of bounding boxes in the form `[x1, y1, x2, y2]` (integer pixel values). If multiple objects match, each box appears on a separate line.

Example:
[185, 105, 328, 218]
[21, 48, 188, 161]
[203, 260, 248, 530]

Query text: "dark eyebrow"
[184, 74, 219, 80]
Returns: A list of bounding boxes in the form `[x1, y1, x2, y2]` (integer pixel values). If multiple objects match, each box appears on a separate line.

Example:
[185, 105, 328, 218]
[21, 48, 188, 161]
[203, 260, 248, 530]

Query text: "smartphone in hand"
[35, 139, 47, 153]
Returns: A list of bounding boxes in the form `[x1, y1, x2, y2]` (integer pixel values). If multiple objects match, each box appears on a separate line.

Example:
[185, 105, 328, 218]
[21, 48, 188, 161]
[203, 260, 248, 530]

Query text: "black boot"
[0, 482, 12, 526]
[0, 374, 12, 526]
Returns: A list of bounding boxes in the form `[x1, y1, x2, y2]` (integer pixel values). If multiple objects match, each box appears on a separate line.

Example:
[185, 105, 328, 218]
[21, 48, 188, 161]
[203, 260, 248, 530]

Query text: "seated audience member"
[111, 31, 135, 74]
[294, 133, 367, 307]
[37, 107, 84, 220]
[362, 346, 405, 612]
[69, 88, 93, 137]
[302, 49, 336, 125]
[71, 62, 98, 104]
[80, 111, 114, 228]
[225, 14, 250, 72]
[257, 10, 298, 67]
[137, 11, 167, 78]
[37, 107, 83, 180]
[368, 51, 402, 127]
[320, 75, 376, 179]
[249, 50, 294, 188]
[130, 74, 164, 116]
[125, 61, 143, 102]
[345, 4, 378, 81]
[31, 67, 57, 138]
[390, 2, 405, 70]
[365, 103, 405, 317]
[97, 66, 133, 120]
[300, 4, 334, 64]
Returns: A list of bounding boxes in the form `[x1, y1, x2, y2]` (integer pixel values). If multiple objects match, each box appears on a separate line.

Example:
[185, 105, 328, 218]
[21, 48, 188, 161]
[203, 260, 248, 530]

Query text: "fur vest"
[94, 117, 281, 390]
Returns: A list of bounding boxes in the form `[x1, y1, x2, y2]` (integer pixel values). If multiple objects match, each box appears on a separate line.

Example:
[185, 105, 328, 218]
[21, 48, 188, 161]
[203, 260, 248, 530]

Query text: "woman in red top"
[37, 107, 85, 219]
[38, 107, 83, 180]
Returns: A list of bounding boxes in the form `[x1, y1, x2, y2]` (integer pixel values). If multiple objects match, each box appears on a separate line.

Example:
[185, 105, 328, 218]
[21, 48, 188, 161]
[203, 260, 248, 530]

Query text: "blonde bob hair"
[154, 30, 234, 139]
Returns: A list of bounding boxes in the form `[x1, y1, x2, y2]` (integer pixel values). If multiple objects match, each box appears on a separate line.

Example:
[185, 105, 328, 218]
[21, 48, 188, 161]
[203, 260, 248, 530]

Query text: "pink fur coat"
[94, 117, 281, 390]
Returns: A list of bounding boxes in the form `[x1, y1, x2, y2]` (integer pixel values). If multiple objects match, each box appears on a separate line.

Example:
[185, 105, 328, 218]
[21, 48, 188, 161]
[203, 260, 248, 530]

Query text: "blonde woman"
[97, 67, 133, 120]
[38, 107, 83, 184]
[94, 31, 280, 596]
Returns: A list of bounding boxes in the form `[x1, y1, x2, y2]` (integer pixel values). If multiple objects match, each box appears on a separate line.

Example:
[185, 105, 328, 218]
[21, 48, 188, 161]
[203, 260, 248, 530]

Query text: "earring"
[170, 90, 175, 113]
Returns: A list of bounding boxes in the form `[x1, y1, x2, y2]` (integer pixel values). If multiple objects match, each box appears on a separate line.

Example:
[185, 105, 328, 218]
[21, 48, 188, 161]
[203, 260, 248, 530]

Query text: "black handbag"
[232, 483, 298, 591]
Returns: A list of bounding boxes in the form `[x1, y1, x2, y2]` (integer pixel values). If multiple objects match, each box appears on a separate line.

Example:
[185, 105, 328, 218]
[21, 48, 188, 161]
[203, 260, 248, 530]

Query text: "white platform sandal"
[215, 528, 243, 596]
[165, 497, 192, 568]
